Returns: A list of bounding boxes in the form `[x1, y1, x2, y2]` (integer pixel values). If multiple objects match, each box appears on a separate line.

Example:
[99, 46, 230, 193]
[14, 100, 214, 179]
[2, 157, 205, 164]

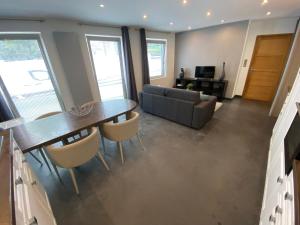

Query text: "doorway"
[243, 34, 292, 102]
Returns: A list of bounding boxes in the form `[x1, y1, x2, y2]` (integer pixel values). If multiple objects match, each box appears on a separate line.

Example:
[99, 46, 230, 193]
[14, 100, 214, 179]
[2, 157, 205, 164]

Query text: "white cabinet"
[260, 69, 300, 225]
[13, 141, 57, 225]
[260, 173, 294, 225]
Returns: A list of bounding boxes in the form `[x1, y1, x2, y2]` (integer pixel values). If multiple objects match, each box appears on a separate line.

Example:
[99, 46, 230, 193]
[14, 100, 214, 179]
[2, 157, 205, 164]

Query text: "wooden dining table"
[12, 99, 137, 153]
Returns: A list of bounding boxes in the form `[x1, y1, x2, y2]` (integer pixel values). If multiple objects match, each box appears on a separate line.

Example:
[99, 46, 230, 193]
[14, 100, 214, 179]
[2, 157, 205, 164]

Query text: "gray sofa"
[139, 85, 217, 129]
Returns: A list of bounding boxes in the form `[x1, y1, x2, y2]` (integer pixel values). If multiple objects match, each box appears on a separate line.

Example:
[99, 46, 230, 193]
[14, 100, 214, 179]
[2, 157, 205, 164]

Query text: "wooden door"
[243, 34, 292, 102]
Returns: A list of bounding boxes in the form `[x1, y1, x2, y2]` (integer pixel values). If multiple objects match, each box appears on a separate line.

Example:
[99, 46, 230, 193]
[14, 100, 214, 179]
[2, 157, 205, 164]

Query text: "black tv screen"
[284, 113, 300, 175]
[195, 66, 215, 79]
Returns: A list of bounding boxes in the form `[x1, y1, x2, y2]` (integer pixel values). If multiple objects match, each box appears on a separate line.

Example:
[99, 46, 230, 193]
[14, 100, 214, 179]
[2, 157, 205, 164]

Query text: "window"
[147, 39, 167, 78]
[0, 34, 63, 121]
[87, 36, 126, 101]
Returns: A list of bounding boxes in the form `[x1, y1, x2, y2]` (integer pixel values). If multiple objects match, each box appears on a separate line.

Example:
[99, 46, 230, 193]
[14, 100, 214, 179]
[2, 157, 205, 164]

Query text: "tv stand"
[175, 77, 228, 101]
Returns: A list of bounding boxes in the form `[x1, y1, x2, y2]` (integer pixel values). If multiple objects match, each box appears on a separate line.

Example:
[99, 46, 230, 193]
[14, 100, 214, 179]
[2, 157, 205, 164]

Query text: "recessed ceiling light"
[261, 0, 268, 5]
[266, 11, 271, 16]
[188, 26, 192, 30]
[143, 14, 148, 19]
[99, 4, 104, 8]
[221, 19, 225, 23]
[169, 22, 174, 26]
[206, 11, 211, 16]
[182, 0, 188, 4]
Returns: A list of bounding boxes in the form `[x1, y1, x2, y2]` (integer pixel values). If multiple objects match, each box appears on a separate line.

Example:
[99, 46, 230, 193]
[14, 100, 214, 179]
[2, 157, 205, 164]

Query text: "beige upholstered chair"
[34, 111, 62, 172]
[102, 111, 144, 164]
[80, 100, 107, 152]
[45, 127, 109, 194]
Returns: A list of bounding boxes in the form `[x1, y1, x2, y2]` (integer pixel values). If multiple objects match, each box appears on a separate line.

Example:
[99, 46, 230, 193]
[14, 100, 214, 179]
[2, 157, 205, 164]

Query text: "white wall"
[0, 19, 175, 109]
[175, 21, 249, 98]
[234, 17, 299, 96]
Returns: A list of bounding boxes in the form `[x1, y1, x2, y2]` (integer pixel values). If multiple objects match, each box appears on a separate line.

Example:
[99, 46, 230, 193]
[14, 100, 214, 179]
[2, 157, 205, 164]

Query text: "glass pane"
[0, 39, 61, 121]
[147, 42, 166, 77]
[89, 39, 125, 101]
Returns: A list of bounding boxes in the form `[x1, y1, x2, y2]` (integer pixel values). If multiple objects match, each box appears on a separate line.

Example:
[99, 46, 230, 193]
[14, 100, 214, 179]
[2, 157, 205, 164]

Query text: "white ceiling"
[0, 0, 300, 32]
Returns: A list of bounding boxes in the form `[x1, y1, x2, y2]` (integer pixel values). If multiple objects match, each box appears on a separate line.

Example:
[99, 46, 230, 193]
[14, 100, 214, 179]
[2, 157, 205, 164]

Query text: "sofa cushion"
[143, 84, 165, 96]
[165, 88, 201, 103]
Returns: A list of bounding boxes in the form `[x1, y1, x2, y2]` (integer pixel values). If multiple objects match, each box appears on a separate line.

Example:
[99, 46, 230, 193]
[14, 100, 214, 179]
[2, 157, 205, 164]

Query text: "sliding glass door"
[0, 34, 63, 121]
[87, 36, 126, 101]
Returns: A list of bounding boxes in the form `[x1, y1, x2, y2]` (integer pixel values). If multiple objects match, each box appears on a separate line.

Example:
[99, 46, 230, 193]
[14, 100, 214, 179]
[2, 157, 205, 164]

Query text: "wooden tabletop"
[12, 99, 137, 153]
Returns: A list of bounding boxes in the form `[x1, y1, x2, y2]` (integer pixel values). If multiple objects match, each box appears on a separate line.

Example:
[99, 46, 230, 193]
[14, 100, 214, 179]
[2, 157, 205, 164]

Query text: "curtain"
[121, 26, 139, 103]
[140, 28, 150, 85]
[0, 91, 14, 122]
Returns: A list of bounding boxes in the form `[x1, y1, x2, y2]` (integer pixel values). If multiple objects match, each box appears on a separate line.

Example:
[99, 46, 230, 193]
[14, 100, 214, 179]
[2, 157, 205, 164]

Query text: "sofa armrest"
[191, 96, 217, 129]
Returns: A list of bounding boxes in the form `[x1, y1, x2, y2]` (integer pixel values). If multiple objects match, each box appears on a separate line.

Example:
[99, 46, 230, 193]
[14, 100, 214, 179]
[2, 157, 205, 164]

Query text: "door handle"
[275, 205, 283, 214]
[285, 192, 293, 201]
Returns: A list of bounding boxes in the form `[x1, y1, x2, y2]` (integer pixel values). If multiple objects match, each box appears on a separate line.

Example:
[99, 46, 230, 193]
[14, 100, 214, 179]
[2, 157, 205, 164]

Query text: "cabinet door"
[13, 143, 57, 225]
[26, 182, 57, 225]
[260, 191, 281, 225]
[264, 149, 285, 209]
[14, 167, 30, 225]
[22, 161, 52, 210]
[283, 172, 295, 225]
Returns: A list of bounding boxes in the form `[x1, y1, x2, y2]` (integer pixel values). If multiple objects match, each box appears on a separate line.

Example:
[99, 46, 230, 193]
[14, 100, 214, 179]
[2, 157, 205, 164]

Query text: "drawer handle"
[31, 180, 37, 186]
[28, 216, 38, 225]
[275, 205, 283, 214]
[15, 177, 23, 185]
[22, 159, 27, 163]
[285, 192, 293, 201]
[269, 215, 276, 223]
[277, 177, 283, 184]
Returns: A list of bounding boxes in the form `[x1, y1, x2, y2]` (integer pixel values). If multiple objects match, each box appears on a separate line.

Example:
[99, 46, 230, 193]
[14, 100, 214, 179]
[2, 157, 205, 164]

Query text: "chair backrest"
[35, 111, 62, 120]
[102, 111, 139, 141]
[45, 127, 100, 168]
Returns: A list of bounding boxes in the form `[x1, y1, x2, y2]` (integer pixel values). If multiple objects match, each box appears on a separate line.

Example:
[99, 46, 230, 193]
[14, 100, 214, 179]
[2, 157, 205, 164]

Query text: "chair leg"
[69, 169, 79, 195]
[97, 152, 110, 171]
[117, 141, 124, 164]
[29, 152, 43, 166]
[98, 126, 106, 153]
[100, 134, 106, 153]
[39, 149, 52, 172]
[137, 133, 145, 151]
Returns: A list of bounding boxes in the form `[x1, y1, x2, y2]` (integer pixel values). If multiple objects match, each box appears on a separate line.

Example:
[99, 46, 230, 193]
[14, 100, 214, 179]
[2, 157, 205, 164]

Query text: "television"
[195, 66, 215, 79]
[284, 109, 300, 175]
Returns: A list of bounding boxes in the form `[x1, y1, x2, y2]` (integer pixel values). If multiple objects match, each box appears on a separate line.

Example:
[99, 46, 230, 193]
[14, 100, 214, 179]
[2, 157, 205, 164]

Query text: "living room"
[0, 0, 300, 225]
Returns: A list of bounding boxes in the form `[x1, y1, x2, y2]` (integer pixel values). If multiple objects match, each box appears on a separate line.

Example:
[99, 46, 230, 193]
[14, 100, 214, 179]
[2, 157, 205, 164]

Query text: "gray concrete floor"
[28, 98, 275, 225]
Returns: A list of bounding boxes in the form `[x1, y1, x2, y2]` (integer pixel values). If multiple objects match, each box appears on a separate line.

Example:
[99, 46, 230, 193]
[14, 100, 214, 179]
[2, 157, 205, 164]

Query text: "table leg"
[113, 116, 119, 123]
[126, 112, 130, 120]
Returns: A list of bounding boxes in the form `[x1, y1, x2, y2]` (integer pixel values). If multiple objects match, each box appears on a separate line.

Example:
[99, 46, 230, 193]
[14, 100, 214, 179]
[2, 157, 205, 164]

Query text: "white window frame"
[0, 33, 65, 118]
[86, 35, 128, 100]
[146, 38, 167, 79]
